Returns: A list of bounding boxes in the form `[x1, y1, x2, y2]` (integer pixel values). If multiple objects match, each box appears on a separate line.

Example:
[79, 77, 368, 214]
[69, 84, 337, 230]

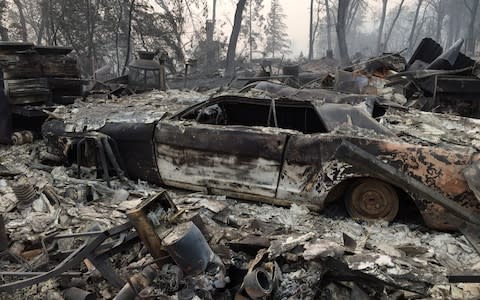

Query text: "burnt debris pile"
[1, 37, 480, 299]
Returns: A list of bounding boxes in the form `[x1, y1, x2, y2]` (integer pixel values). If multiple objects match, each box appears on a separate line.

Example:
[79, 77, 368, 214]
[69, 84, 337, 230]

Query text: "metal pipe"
[243, 268, 273, 298]
[0, 271, 82, 277]
[113, 266, 157, 300]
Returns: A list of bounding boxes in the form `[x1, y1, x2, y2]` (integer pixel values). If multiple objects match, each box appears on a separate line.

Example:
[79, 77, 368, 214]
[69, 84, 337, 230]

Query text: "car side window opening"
[182, 99, 328, 134]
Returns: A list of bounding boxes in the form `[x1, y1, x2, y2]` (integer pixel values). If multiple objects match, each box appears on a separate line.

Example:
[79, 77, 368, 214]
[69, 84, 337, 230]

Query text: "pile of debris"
[1, 139, 480, 299]
[0, 42, 86, 106]
[0, 85, 478, 299]
[2, 37, 480, 299]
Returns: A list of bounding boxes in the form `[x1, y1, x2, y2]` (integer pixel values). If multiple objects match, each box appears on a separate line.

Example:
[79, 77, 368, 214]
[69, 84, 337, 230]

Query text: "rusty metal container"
[126, 192, 177, 262]
[163, 222, 214, 275]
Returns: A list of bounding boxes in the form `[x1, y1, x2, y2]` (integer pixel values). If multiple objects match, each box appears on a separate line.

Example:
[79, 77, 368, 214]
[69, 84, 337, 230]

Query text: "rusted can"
[163, 222, 214, 275]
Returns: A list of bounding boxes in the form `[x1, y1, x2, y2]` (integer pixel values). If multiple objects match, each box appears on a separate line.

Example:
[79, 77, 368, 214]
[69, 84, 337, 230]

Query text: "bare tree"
[155, 0, 188, 62]
[13, 0, 28, 41]
[114, 0, 123, 76]
[465, 0, 479, 55]
[122, 0, 135, 75]
[407, 0, 424, 53]
[427, 0, 446, 43]
[0, 0, 8, 41]
[376, 0, 388, 54]
[445, 1, 461, 47]
[383, 0, 405, 52]
[225, 0, 247, 77]
[309, 0, 314, 60]
[336, 0, 351, 65]
[325, 0, 332, 53]
[311, 0, 323, 57]
[345, 0, 363, 34]
[205, 0, 216, 67]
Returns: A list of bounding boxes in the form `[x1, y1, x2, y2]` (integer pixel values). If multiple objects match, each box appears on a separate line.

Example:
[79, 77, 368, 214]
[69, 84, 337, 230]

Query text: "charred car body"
[42, 94, 480, 231]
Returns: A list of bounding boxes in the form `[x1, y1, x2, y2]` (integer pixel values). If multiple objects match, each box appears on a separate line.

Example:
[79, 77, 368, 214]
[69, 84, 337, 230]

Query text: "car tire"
[344, 178, 399, 222]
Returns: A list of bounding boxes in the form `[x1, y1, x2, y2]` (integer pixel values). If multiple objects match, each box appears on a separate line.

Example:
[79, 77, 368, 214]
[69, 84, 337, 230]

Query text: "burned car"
[42, 95, 480, 231]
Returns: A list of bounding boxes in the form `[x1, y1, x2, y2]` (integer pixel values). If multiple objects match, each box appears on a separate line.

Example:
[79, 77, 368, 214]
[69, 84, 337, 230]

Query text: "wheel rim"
[347, 179, 399, 221]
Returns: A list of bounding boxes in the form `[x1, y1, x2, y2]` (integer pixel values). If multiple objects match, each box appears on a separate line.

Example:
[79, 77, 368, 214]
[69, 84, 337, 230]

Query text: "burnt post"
[0, 215, 8, 252]
[183, 59, 198, 90]
[158, 52, 168, 92]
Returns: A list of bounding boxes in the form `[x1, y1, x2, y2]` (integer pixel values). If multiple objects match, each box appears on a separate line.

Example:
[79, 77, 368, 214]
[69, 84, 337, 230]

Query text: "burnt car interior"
[180, 97, 328, 134]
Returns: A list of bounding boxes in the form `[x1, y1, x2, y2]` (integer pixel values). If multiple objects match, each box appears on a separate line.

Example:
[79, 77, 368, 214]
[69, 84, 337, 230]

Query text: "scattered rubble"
[1, 140, 480, 299]
[2, 37, 480, 299]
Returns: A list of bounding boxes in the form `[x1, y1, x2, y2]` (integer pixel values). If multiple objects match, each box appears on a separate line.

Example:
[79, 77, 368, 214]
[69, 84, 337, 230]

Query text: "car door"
[276, 133, 334, 208]
[154, 119, 289, 199]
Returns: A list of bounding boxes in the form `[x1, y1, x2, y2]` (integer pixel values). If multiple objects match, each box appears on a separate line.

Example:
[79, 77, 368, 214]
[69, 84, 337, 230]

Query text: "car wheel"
[344, 178, 399, 222]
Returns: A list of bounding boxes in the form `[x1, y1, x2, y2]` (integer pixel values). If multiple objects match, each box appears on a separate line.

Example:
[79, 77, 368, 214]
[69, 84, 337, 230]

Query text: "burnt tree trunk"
[206, 0, 217, 68]
[383, 0, 405, 52]
[122, 0, 135, 75]
[466, 0, 480, 55]
[336, 0, 351, 65]
[445, 11, 459, 47]
[325, 0, 332, 52]
[37, 0, 48, 44]
[0, 0, 7, 41]
[435, 9, 445, 43]
[225, 0, 247, 77]
[114, 0, 123, 76]
[407, 0, 423, 53]
[308, 0, 314, 60]
[345, 0, 360, 34]
[376, 0, 388, 55]
[13, 0, 28, 41]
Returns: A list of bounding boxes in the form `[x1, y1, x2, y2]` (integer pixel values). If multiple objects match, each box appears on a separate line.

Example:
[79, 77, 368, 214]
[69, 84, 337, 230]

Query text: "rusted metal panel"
[278, 134, 336, 207]
[156, 121, 287, 161]
[155, 121, 288, 198]
[127, 192, 176, 264]
[336, 141, 480, 226]
[276, 132, 480, 230]
[42, 120, 162, 184]
[100, 122, 161, 184]
[342, 138, 480, 230]
[156, 145, 283, 197]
